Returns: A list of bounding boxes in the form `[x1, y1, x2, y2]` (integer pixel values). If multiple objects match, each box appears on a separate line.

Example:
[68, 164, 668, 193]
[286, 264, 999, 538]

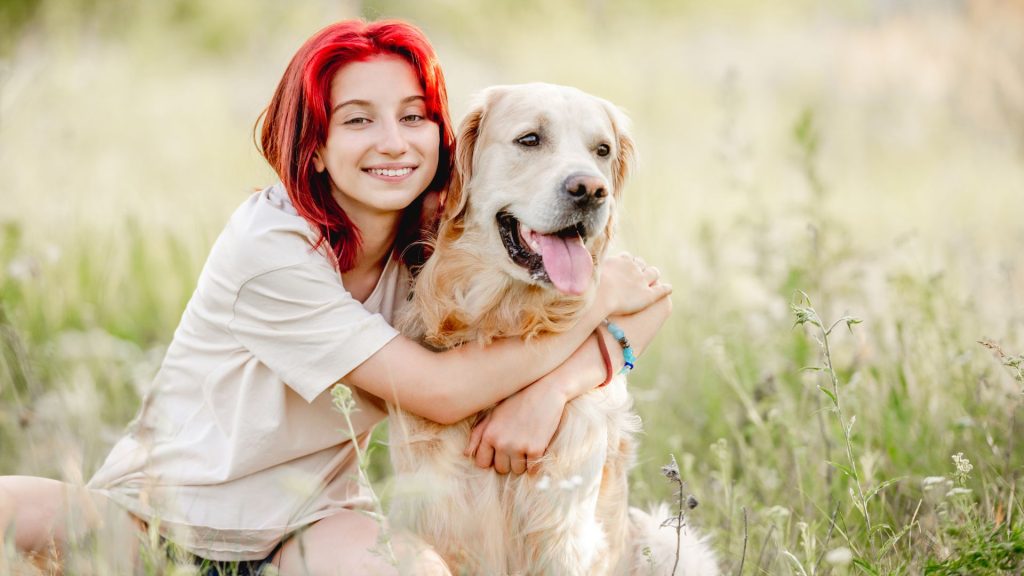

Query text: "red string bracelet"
[594, 329, 614, 388]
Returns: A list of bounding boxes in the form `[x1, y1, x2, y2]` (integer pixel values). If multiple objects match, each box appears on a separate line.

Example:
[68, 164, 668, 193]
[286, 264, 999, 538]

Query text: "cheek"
[323, 131, 366, 167]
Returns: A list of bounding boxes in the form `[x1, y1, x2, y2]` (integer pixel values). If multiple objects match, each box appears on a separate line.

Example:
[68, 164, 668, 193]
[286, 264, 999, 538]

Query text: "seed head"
[661, 454, 680, 481]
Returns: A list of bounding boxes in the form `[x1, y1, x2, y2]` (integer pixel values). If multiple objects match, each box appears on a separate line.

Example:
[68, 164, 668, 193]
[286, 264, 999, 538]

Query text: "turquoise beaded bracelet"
[603, 320, 637, 375]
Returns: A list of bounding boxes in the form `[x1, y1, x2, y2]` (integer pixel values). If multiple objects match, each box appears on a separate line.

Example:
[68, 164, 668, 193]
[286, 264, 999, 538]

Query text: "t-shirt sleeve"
[228, 255, 399, 403]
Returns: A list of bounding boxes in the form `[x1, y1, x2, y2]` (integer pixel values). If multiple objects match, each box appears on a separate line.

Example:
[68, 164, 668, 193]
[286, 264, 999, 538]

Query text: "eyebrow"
[332, 95, 426, 116]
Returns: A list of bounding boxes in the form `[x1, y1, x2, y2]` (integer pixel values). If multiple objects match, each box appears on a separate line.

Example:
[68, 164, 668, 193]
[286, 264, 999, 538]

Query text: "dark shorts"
[164, 537, 286, 576]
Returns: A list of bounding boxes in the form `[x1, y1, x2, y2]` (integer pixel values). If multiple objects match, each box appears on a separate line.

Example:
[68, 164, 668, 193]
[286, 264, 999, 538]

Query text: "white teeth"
[519, 224, 542, 252]
[367, 167, 413, 177]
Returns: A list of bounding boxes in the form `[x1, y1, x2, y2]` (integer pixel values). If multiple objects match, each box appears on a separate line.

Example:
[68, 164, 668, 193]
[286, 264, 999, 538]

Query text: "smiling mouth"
[497, 211, 594, 295]
[364, 166, 415, 177]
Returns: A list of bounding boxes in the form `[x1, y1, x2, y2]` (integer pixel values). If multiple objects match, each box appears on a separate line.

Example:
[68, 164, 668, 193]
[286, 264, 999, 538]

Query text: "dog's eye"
[596, 143, 611, 157]
[516, 133, 541, 147]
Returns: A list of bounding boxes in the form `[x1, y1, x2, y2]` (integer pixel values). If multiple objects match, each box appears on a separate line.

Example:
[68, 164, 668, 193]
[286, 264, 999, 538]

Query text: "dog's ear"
[593, 100, 636, 257]
[603, 101, 637, 197]
[441, 88, 505, 225]
[440, 108, 480, 224]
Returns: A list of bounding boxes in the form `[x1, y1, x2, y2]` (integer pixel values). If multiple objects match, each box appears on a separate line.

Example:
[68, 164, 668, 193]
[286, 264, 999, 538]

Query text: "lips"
[497, 211, 593, 295]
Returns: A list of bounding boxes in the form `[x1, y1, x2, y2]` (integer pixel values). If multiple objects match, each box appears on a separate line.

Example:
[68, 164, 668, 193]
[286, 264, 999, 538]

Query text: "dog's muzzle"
[497, 210, 596, 296]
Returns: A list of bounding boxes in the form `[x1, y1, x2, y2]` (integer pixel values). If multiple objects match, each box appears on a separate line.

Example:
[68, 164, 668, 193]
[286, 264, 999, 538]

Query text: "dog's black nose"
[563, 173, 608, 205]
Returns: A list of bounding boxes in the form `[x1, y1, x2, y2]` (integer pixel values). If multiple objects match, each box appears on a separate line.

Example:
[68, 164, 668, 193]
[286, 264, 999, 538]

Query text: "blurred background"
[2, 0, 1023, 573]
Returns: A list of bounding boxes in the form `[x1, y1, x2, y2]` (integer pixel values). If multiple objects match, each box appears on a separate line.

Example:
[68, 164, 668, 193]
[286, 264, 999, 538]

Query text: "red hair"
[257, 19, 454, 272]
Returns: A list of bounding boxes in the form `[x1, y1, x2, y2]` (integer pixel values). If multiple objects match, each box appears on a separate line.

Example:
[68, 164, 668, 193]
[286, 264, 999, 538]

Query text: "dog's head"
[440, 83, 636, 296]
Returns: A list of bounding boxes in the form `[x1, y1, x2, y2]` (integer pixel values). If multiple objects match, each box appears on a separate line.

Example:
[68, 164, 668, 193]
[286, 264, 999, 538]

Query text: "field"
[2, 0, 1024, 573]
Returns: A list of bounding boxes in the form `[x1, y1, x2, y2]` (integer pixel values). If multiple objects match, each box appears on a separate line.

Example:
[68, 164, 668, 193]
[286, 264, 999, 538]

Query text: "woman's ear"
[313, 150, 326, 174]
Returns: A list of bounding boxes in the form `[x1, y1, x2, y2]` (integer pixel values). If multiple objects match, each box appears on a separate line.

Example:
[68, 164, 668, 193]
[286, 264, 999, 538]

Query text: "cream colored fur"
[389, 84, 718, 575]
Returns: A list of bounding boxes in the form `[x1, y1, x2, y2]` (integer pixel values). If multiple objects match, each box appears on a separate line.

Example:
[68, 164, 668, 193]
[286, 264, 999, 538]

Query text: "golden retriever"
[389, 83, 718, 576]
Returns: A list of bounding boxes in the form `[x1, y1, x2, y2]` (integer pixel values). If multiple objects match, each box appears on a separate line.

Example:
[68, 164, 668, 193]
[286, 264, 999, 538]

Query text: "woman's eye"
[516, 133, 541, 147]
[344, 117, 370, 125]
[596, 143, 611, 157]
[402, 114, 425, 123]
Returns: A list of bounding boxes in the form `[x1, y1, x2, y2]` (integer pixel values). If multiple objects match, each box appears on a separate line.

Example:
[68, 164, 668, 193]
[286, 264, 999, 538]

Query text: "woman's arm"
[343, 254, 670, 424]
[467, 291, 673, 474]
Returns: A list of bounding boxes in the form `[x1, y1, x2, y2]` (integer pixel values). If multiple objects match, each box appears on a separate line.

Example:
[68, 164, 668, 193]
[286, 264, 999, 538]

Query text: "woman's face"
[315, 54, 440, 221]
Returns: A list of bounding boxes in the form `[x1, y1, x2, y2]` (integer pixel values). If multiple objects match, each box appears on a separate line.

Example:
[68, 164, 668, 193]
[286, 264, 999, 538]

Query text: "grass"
[2, 0, 1024, 574]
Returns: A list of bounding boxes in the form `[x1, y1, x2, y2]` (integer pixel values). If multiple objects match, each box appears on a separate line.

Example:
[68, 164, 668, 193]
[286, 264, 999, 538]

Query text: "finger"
[494, 452, 511, 475]
[475, 440, 495, 469]
[653, 281, 673, 298]
[510, 453, 528, 475]
[643, 265, 661, 284]
[526, 450, 546, 475]
[465, 421, 484, 457]
[465, 413, 490, 457]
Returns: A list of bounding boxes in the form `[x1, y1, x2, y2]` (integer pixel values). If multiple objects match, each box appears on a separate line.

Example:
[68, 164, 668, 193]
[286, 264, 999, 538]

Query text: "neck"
[337, 200, 403, 274]
[402, 238, 589, 349]
[355, 218, 399, 273]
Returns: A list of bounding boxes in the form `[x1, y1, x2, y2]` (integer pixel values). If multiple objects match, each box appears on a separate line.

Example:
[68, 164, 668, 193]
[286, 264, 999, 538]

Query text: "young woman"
[0, 19, 672, 575]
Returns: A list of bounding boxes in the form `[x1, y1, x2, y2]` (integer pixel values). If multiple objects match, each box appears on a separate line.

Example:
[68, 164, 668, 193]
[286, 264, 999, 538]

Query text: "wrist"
[602, 319, 637, 375]
[593, 279, 617, 319]
[534, 372, 574, 405]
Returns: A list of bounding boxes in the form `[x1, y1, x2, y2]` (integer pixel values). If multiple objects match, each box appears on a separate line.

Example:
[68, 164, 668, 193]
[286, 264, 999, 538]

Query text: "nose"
[562, 172, 608, 205]
[376, 119, 409, 156]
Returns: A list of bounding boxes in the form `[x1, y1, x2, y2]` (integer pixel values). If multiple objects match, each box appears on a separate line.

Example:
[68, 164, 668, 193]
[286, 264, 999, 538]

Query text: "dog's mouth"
[497, 211, 593, 295]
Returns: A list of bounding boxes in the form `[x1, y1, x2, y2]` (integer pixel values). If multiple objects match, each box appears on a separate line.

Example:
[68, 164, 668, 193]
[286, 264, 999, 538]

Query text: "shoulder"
[208, 184, 331, 285]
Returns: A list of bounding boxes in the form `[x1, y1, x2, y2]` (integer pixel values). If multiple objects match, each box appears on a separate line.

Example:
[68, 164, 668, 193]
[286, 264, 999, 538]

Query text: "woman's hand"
[597, 253, 671, 316]
[465, 378, 570, 475]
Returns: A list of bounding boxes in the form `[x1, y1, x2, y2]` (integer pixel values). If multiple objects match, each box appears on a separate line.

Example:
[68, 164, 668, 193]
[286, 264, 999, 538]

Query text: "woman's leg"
[0, 475, 140, 571]
[272, 509, 451, 576]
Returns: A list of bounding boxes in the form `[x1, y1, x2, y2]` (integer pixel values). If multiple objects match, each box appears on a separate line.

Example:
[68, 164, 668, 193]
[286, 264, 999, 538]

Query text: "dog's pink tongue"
[536, 233, 593, 295]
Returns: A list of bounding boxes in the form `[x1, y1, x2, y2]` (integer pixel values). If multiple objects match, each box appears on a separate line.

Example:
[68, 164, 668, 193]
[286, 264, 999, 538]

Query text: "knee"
[0, 476, 65, 552]
[277, 512, 451, 576]
[404, 547, 451, 576]
[0, 476, 106, 553]
[392, 532, 452, 576]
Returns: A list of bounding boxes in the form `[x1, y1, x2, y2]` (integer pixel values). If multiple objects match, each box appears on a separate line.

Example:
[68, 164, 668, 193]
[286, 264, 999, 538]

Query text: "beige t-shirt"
[88, 184, 410, 561]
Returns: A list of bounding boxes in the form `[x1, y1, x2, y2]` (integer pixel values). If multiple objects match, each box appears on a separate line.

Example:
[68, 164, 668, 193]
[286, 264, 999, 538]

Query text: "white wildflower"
[331, 383, 358, 415]
[536, 476, 550, 491]
[952, 452, 973, 475]
[824, 547, 853, 567]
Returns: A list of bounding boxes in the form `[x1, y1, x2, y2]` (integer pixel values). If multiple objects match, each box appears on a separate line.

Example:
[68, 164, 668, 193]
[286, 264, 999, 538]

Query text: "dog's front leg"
[505, 404, 611, 576]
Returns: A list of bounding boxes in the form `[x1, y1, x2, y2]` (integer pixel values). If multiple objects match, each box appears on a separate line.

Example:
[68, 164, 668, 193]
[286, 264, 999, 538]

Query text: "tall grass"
[2, 0, 1023, 574]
